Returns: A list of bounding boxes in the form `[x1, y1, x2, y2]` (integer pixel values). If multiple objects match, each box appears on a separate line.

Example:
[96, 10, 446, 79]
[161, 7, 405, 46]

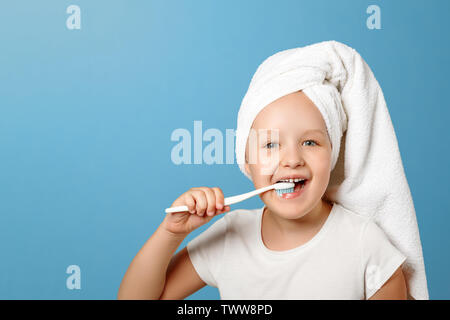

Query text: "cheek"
[256, 162, 278, 179]
[315, 156, 331, 173]
[312, 148, 332, 168]
[307, 152, 332, 186]
[312, 158, 332, 187]
[247, 154, 278, 177]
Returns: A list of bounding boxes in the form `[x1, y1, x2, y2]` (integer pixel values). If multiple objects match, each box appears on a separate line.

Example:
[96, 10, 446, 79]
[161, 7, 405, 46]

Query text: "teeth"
[279, 178, 305, 183]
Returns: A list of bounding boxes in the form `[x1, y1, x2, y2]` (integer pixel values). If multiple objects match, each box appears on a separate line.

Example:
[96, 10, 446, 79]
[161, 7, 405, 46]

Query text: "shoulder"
[223, 207, 261, 230]
[188, 207, 260, 244]
[208, 207, 261, 241]
[331, 203, 372, 237]
[360, 216, 392, 244]
[333, 205, 393, 241]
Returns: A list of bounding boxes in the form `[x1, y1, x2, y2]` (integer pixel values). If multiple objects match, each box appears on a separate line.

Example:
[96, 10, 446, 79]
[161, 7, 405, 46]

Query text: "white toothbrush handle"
[165, 184, 276, 214]
[223, 185, 274, 206]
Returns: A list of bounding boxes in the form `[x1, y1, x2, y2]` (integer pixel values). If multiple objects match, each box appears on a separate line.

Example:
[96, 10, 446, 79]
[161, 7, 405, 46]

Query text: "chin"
[264, 186, 320, 217]
[264, 197, 309, 218]
[278, 209, 310, 220]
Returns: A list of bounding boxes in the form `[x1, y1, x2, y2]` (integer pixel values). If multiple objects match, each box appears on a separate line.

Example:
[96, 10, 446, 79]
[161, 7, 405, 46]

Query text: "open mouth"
[275, 178, 309, 199]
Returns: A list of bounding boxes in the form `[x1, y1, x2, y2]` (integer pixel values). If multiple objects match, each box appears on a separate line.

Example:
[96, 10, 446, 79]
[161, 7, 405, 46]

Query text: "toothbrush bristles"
[276, 187, 295, 196]
[274, 182, 295, 196]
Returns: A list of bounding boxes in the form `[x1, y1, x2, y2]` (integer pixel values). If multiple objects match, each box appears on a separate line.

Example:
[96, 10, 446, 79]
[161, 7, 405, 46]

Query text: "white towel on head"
[234, 40, 428, 300]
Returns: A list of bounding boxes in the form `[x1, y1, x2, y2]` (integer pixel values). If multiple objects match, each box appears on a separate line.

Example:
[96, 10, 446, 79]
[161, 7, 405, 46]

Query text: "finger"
[201, 187, 217, 217]
[193, 190, 207, 216]
[212, 187, 225, 211]
[184, 194, 196, 214]
[218, 205, 231, 214]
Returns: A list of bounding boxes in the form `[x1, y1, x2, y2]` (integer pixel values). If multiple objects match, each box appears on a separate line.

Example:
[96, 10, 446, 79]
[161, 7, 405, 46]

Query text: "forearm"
[117, 224, 187, 300]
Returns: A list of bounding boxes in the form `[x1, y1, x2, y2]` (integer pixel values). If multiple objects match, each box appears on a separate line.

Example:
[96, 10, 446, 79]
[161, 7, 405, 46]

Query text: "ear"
[244, 162, 251, 177]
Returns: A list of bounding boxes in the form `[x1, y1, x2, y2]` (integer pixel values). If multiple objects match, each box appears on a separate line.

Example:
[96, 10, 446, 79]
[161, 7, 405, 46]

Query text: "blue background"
[0, 0, 449, 299]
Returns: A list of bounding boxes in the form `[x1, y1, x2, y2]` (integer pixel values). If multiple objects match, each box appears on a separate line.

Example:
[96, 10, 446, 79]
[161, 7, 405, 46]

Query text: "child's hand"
[162, 187, 231, 237]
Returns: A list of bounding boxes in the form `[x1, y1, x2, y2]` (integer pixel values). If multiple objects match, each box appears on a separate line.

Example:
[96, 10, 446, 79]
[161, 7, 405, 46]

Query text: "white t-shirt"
[187, 202, 407, 300]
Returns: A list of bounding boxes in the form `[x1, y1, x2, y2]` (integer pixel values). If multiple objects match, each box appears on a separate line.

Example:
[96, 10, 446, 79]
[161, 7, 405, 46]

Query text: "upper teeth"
[279, 178, 305, 182]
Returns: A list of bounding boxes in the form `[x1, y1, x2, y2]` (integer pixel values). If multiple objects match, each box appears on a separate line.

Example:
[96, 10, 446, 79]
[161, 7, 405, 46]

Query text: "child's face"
[244, 90, 332, 219]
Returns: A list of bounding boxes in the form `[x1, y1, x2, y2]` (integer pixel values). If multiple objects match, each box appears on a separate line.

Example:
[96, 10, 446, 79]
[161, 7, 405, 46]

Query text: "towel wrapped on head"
[234, 40, 428, 300]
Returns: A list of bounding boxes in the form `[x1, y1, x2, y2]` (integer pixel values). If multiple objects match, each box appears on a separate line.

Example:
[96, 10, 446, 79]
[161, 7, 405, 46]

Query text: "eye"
[303, 140, 318, 146]
[264, 142, 278, 149]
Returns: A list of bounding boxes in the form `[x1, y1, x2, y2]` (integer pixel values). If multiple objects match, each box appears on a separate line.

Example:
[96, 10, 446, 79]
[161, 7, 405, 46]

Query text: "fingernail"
[207, 211, 214, 216]
[217, 204, 223, 210]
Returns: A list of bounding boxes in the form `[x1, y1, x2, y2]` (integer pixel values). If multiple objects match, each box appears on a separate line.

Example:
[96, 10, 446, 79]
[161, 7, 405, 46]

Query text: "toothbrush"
[165, 182, 295, 214]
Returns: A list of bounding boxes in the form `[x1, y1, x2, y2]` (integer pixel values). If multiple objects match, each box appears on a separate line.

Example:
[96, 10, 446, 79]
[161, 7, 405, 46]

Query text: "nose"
[279, 145, 305, 168]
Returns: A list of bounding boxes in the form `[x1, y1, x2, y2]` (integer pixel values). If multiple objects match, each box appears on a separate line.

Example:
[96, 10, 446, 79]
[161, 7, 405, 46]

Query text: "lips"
[277, 179, 309, 200]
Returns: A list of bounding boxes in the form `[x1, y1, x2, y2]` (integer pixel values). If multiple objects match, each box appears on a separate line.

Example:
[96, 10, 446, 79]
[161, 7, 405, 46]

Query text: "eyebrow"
[261, 129, 326, 135]
[302, 129, 326, 135]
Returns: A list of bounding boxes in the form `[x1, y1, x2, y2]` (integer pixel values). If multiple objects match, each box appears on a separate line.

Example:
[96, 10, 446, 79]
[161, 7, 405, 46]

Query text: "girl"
[117, 40, 427, 300]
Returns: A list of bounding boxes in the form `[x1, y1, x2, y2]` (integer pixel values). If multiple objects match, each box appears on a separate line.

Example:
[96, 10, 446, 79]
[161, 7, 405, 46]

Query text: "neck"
[264, 199, 333, 236]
